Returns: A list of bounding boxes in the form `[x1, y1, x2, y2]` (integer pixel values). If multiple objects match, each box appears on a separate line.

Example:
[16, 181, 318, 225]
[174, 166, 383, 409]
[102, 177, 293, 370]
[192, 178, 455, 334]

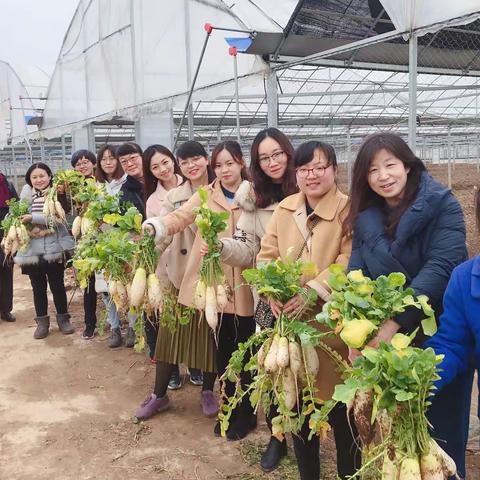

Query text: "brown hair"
[210, 141, 249, 181]
[250, 128, 297, 208]
[143, 144, 182, 202]
[95, 145, 124, 183]
[343, 132, 426, 238]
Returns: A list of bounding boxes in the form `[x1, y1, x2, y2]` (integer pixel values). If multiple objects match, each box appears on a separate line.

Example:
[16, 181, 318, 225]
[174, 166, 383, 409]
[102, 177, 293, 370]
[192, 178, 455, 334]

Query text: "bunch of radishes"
[42, 192, 67, 225]
[1, 199, 30, 258]
[192, 187, 230, 331]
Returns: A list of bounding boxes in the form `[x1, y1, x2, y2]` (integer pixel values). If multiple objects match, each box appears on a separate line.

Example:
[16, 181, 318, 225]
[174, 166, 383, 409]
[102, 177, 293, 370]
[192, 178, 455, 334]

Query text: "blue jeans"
[427, 367, 474, 479]
[101, 293, 136, 329]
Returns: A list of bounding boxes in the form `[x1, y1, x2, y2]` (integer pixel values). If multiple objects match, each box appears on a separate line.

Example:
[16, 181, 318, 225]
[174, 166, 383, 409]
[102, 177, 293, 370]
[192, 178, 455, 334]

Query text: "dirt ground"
[1, 163, 479, 480]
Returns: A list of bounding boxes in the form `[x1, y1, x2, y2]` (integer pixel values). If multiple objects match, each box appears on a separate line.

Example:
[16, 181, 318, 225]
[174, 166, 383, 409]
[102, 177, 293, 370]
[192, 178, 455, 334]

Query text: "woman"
[143, 143, 203, 385]
[216, 128, 297, 471]
[344, 132, 471, 478]
[71, 149, 99, 340]
[95, 144, 126, 194]
[256, 140, 359, 480]
[15, 163, 75, 339]
[425, 189, 480, 473]
[94, 144, 136, 348]
[0, 170, 18, 322]
[141, 141, 257, 440]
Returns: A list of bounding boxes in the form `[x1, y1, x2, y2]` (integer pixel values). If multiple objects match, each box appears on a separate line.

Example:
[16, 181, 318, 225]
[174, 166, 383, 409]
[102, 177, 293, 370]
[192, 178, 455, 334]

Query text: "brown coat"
[146, 180, 254, 317]
[257, 185, 351, 400]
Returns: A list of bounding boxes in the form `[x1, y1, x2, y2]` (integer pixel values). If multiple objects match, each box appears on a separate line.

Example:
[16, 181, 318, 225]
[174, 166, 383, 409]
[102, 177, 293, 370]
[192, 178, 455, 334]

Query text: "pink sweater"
[146, 174, 183, 219]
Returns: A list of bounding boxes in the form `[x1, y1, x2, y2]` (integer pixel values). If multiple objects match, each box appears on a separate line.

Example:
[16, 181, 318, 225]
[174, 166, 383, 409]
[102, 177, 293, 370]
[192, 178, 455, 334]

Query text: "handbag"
[253, 215, 320, 329]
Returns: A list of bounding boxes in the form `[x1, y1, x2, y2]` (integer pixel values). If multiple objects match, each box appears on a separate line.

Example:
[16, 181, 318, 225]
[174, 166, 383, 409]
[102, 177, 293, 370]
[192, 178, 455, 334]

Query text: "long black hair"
[250, 128, 297, 208]
[343, 132, 426, 238]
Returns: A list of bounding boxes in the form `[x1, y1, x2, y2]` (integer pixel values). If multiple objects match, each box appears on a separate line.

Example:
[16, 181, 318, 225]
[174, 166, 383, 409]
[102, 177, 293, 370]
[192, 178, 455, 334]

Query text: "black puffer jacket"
[119, 175, 145, 220]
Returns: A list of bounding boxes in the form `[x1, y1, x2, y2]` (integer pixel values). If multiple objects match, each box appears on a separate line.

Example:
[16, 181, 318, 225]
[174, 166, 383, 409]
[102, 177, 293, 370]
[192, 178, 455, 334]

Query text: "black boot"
[56, 313, 74, 334]
[108, 327, 122, 348]
[260, 436, 287, 472]
[34, 316, 50, 339]
[226, 402, 257, 441]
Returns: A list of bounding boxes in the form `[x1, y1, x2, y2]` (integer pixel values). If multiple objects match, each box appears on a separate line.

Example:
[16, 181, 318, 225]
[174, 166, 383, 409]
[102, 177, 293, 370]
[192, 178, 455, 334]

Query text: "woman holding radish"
[142, 140, 258, 440]
[134, 141, 218, 419]
[214, 128, 298, 471]
[71, 149, 101, 340]
[256, 140, 359, 480]
[15, 162, 75, 339]
[94, 144, 137, 349]
[344, 132, 471, 478]
[143, 143, 203, 386]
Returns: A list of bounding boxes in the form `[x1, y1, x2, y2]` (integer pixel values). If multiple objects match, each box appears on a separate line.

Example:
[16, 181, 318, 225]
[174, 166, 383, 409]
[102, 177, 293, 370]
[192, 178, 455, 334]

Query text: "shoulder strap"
[295, 215, 320, 260]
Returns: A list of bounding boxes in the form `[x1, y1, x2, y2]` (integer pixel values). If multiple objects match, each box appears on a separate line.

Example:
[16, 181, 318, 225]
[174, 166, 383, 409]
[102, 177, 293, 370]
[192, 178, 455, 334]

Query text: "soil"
[1, 163, 479, 480]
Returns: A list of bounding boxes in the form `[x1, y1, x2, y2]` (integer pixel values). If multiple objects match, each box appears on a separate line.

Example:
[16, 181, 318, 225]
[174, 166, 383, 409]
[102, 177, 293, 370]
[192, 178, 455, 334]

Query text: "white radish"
[353, 389, 375, 448]
[288, 340, 304, 377]
[216, 283, 228, 310]
[382, 453, 398, 480]
[54, 201, 66, 222]
[264, 334, 280, 373]
[429, 439, 457, 477]
[257, 340, 270, 368]
[302, 344, 319, 377]
[399, 457, 422, 480]
[130, 268, 147, 308]
[81, 216, 94, 236]
[194, 280, 206, 309]
[147, 273, 163, 312]
[420, 452, 444, 480]
[282, 367, 297, 410]
[205, 286, 218, 330]
[6, 225, 16, 242]
[72, 216, 82, 238]
[276, 336, 289, 368]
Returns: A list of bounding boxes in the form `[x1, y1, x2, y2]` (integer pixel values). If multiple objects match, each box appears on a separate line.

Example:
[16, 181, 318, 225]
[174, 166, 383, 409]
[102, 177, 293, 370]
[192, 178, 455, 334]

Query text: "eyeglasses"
[258, 151, 285, 165]
[75, 160, 93, 168]
[119, 154, 141, 167]
[178, 156, 204, 168]
[296, 164, 331, 179]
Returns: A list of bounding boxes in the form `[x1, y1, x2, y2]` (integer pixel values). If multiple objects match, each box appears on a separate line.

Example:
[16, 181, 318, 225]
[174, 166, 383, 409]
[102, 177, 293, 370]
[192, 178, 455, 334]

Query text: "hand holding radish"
[21, 214, 32, 224]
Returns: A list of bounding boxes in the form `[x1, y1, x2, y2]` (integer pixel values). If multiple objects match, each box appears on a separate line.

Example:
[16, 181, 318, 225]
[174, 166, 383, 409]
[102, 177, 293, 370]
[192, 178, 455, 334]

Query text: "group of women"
[6, 127, 479, 479]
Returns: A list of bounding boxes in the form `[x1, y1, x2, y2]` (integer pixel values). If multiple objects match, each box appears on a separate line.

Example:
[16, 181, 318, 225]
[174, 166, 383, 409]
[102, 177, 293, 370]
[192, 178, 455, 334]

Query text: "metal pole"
[347, 128, 352, 190]
[408, 34, 418, 150]
[184, 0, 194, 140]
[447, 127, 452, 189]
[477, 135, 479, 173]
[40, 137, 45, 163]
[230, 47, 241, 143]
[10, 143, 18, 191]
[174, 25, 212, 149]
[266, 66, 278, 128]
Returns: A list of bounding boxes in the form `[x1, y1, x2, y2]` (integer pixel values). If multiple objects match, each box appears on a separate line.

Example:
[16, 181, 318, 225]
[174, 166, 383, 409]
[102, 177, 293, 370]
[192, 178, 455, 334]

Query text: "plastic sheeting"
[380, 0, 480, 34]
[39, 0, 298, 139]
[0, 62, 46, 147]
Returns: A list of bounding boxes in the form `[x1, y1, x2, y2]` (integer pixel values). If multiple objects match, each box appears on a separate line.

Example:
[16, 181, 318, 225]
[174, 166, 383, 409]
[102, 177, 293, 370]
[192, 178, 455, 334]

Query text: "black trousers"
[29, 262, 68, 317]
[216, 313, 256, 413]
[144, 314, 159, 359]
[0, 261, 13, 313]
[292, 403, 361, 480]
[84, 274, 97, 328]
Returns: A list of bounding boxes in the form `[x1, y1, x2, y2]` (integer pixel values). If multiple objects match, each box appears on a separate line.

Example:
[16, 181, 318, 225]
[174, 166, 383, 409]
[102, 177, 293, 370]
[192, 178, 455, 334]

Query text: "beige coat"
[257, 185, 351, 400]
[221, 181, 277, 268]
[145, 180, 254, 317]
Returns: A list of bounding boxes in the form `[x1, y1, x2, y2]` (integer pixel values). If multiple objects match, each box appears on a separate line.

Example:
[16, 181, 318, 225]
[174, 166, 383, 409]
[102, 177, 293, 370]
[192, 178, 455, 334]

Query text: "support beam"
[408, 34, 418, 150]
[266, 67, 278, 128]
[184, 0, 194, 140]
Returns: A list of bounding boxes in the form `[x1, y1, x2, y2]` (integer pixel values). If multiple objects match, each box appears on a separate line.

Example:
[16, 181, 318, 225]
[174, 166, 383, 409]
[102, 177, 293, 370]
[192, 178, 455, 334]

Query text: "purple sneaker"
[135, 393, 170, 420]
[200, 390, 219, 418]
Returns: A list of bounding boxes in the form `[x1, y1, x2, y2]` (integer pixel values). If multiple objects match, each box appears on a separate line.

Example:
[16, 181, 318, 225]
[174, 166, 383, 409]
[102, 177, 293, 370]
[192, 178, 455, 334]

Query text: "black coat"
[119, 175, 145, 220]
[348, 172, 467, 337]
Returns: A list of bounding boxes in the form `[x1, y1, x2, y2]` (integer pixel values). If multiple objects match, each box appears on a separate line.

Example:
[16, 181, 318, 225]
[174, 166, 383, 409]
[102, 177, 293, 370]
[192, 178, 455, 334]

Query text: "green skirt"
[154, 308, 216, 373]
